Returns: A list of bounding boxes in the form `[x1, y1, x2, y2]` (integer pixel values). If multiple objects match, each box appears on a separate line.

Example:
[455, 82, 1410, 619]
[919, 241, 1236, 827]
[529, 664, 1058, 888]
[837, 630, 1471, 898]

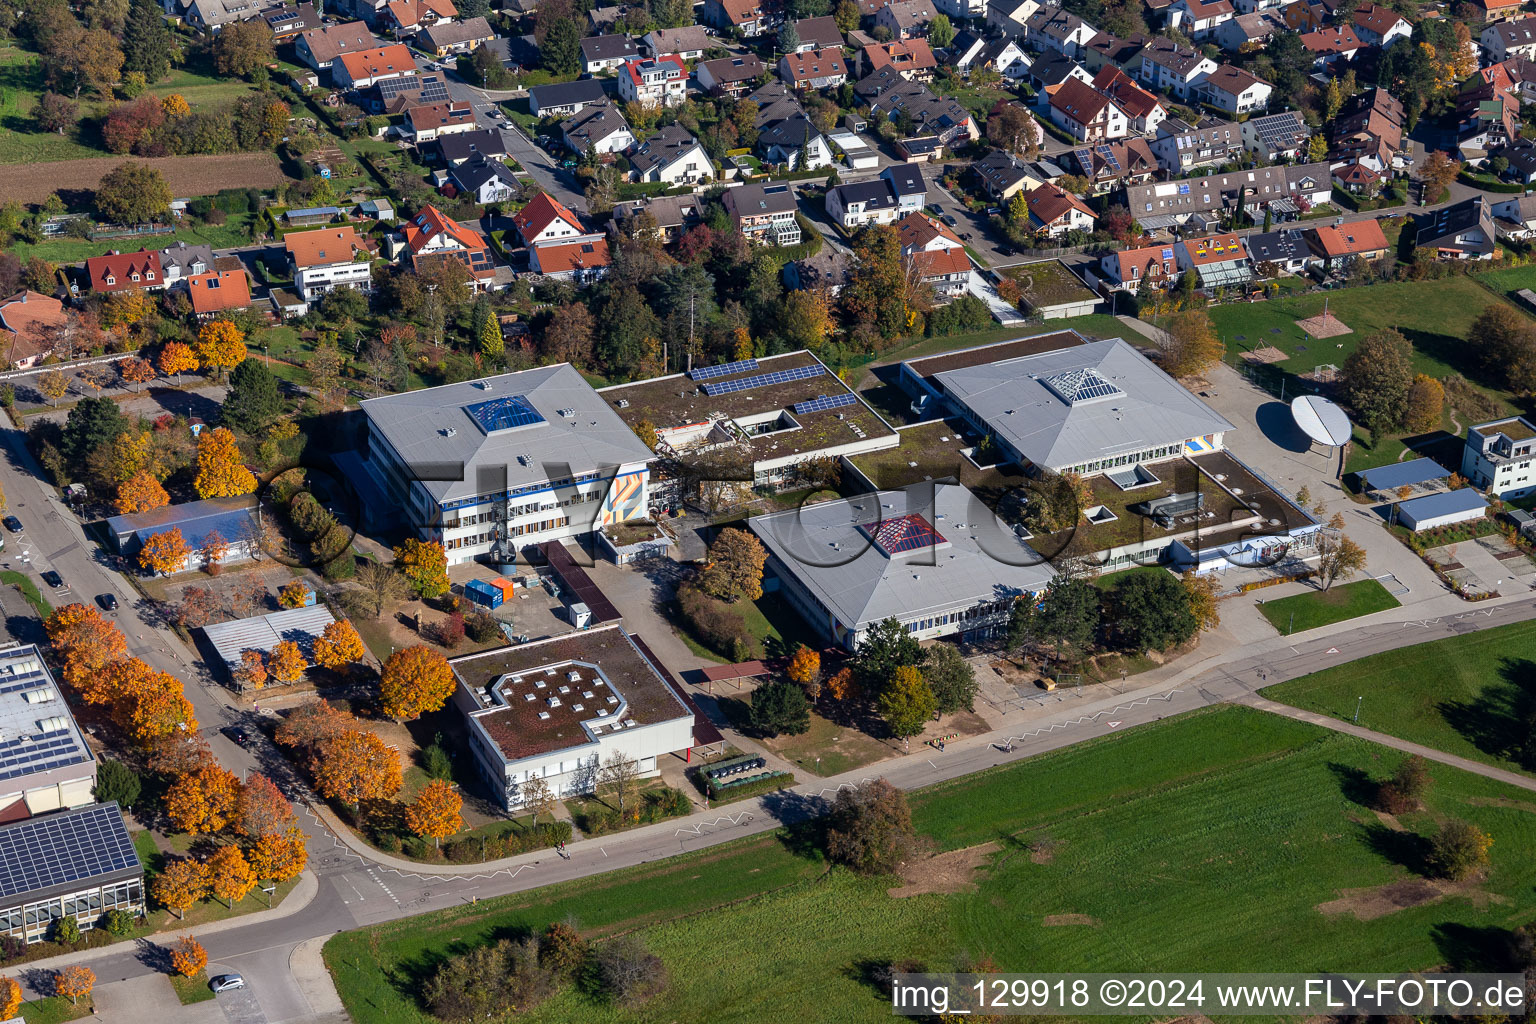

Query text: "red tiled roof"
[864, 38, 936, 72]
[284, 226, 372, 268]
[1311, 219, 1388, 256]
[385, 0, 455, 27]
[532, 238, 611, 275]
[779, 47, 849, 83]
[403, 204, 490, 257]
[406, 101, 475, 133]
[910, 247, 970, 278]
[1111, 245, 1177, 282]
[1179, 233, 1248, 265]
[896, 211, 962, 250]
[86, 250, 163, 292]
[511, 192, 582, 240]
[187, 269, 251, 315]
[1049, 77, 1114, 123]
[0, 291, 67, 364]
[1091, 66, 1162, 118]
[1299, 25, 1363, 52]
[1026, 182, 1095, 225]
[336, 44, 416, 82]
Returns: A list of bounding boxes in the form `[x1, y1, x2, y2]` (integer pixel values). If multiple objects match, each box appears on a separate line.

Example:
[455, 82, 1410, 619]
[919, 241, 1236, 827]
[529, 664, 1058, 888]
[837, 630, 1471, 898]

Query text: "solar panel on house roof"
[793, 392, 857, 415]
[689, 357, 759, 380]
[701, 363, 824, 395]
[0, 803, 138, 901]
[861, 513, 946, 556]
[1095, 144, 1120, 170]
[464, 395, 545, 433]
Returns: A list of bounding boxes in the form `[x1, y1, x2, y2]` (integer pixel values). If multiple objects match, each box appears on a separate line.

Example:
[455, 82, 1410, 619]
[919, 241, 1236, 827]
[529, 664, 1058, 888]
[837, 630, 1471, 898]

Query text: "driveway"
[967, 268, 1025, 324]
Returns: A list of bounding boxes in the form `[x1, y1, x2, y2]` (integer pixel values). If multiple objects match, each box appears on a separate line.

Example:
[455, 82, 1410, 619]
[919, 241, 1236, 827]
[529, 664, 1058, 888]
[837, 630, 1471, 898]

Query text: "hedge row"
[1457, 171, 1526, 194]
[573, 786, 692, 836]
[441, 821, 573, 863]
[707, 771, 794, 801]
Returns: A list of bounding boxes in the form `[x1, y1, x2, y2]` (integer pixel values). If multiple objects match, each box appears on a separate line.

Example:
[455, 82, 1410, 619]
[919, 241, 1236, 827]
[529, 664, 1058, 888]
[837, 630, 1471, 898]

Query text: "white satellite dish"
[1291, 395, 1352, 448]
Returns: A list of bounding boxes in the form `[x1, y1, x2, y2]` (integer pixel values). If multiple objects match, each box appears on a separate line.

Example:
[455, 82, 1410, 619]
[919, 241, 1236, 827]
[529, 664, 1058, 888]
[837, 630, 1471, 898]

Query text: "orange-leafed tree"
[171, 935, 207, 977]
[249, 826, 308, 882]
[236, 648, 267, 690]
[278, 580, 310, 609]
[266, 639, 307, 684]
[195, 319, 246, 379]
[165, 761, 240, 834]
[55, 965, 94, 1005]
[0, 976, 20, 1020]
[115, 470, 170, 515]
[201, 529, 229, 574]
[158, 341, 198, 386]
[312, 619, 366, 670]
[112, 661, 197, 745]
[152, 858, 210, 919]
[825, 666, 858, 703]
[118, 356, 156, 392]
[405, 778, 463, 849]
[786, 645, 820, 687]
[138, 527, 188, 575]
[208, 845, 257, 907]
[273, 698, 354, 767]
[380, 645, 455, 721]
[45, 603, 128, 691]
[392, 538, 450, 598]
[315, 730, 402, 806]
[236, 772, 295, 840]
[194, 427, 256, 498]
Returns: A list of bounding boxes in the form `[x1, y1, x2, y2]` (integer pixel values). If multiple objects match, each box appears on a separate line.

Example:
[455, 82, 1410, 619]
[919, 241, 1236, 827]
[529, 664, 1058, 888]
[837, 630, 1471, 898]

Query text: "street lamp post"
[1353, 695, 1363, 724]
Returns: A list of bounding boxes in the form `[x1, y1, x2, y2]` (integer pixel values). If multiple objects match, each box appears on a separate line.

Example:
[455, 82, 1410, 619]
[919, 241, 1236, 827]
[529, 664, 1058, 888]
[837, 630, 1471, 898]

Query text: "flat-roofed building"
[0, 802, 143, 944]
[0, 645, 95, 822]
[453, 625, 701, 809]
[1462, 416, 1536, 497]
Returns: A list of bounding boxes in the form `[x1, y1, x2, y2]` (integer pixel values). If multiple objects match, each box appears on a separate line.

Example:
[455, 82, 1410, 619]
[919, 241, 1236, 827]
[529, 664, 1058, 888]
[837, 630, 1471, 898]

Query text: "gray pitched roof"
[934, 337, 1236, 471]
[628, 124, 704, 173]
[361, 364, 655, 504]
[749, 483, 1056, 631]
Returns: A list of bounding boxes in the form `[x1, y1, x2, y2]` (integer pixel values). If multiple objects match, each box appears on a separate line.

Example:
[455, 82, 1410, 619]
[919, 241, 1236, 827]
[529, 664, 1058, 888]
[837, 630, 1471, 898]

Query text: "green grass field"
[1257, 578, 1401, 635]
[1263, 620, 1536, 777]
[324, 707, 1536, 1024]
[0, 43, 104, 164]
[1471, 264, 1536, 303]
[19, 995, 91, 1024]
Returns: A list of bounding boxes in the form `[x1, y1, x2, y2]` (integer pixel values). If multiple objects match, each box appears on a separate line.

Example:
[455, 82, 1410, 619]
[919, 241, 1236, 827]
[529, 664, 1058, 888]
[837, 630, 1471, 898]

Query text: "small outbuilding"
[106, 496, 259, 570]
[1395, 488, 1488, 532]
[200, 605, 338, 687]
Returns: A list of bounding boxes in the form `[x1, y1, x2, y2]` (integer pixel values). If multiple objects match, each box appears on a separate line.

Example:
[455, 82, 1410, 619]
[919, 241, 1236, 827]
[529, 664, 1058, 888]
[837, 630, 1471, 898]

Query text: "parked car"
[2, 516, 20, 533]
[40, 571, 61, 588]
[97, 593, 118, 611]
[222, 726, 249, 747]
[941, 214, 958, 227]
[210, 975, 246, 993]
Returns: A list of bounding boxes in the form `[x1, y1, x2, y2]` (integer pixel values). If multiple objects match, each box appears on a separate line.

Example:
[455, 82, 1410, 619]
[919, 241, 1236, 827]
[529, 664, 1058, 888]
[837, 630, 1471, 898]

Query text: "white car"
[210, 975, 247, 993]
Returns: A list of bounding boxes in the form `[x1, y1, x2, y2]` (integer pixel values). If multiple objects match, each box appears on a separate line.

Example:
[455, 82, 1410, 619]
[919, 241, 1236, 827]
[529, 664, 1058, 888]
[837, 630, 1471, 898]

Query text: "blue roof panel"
[0, 803, 139, 901]
[1398, 488, 1488, 520]
[1361, 457, 1452, 492]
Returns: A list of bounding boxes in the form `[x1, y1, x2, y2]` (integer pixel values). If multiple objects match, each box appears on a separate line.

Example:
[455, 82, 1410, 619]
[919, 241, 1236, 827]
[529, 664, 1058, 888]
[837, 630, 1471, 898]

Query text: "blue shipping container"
[464, 579, 503, 609]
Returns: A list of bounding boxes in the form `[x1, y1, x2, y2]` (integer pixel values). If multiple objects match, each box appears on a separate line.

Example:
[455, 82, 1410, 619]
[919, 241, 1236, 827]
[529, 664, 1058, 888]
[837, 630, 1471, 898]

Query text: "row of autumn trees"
[46, 602, 195, 744]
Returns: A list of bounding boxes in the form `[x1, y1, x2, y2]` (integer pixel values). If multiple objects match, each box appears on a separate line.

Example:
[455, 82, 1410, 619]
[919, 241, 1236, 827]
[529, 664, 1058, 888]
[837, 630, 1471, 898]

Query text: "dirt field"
[0, 152, 290, 204]
[888, 841, 999, 898]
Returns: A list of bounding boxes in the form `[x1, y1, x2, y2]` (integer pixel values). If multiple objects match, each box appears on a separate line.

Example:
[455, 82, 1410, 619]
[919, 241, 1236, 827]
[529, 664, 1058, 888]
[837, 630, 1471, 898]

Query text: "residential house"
[1352, 2, 1410, 45]
[1133, 37, 1218, 98]
[876, 0, 937, 39]
[1065, 137, 1157, 193]
[702, 0, 765, 36]
[863, 39, 939, 80]
[825, 178, 903, 227]
[618, 56, 687, 107]
[1491, 193, 1536, 238]
[752, 84, 834, 169]
[1281, 0, 1332, 31]
[1332, 161, 1381, 195]
[451, 152, 520, 204]
[948, 33, 1029, 79]
[527, 79, 608, 117]
[1214, 10, 1285, 51]
[971, 147, 1055, 198]
[0, 291, 68, 368]
[779, 47, 850, 89]
[1126, 161, 1332, 228]
[644, 25, 710, 60]
[897, 210, 964, 254]
[1462, 416, 1536, 499]
[380, 0, 455, 35]
[1022, 7, 1098, 57]
[791, 16, 844, 50]
[295, 20, 374, 71]
[1098, 244, 1178, 293]
[1045, 77, 1128, 141]
[157, 241, 214, 286]
[1233, 0, 1290, 11]
[417, 17, 495, 57]
[697, 55, 765, 97]
[580, 34, 641, 74]
[783, 250, 853, 293]
[404, 101, 477, 143]
[1174, 233, 1252, 289]
[511, 192, 584, 247]
[1091, 66, 1165, 133]
[1498, 138, 1536, 183]
[333, 44, 418, 88]
[1082, 30, 1148, 72]
[364, 72, 448, 114]
[560, 102, 635, 155]
[1474, 0, 1524, 20]
[1026, 182, 1096, 237]
[1331, 87, 1406, 172]
[437, 128, 508, 165]
[1242, 110, 1309, 162]
[911, 247, 972, 300]
[1307, 219, 1389, 271]
[284, 227, 374, 304]
[587, 5, 621, 32]
[264, 4, 320, 40]
[1168, 0, 1235, 39]
[1413, 197, 1497, 260]
[628, 125, 711, 183]
[1246, 228, 1315, 274]
[1485, 17, 1536, 61]
[1198, 64, 1272, 115]
[1299, 25, 1363, 66]
[184, 0, 264, 32]
[610, 194, 702, 243]
[986, 0, 1044, 37]
[723, 182, 802, 245]
[935, 0, 985, 19]
[854, 72, 979, 146]
[402, 205, 496, 288]
[1028, 52, 1093, 89]
[87, 250, 164, 293]
[186, 267, 252, 318]
[528, 238, 611, 283]
[1151, 116, 1244, 174]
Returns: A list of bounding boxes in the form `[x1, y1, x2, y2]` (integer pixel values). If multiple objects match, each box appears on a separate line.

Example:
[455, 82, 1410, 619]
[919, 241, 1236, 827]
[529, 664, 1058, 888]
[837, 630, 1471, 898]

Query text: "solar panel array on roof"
[689, 357, 759, 381]
[793, 392, 857, 415]
[0, 730, 81, 783]
[701, 363, 824, 396]
[0, 803, 138, 901]
[861, 513, 946, 556]
[464, 394, 546, 433]
[379, 72, 448, 103]
[1095, 144, 1120, 170]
